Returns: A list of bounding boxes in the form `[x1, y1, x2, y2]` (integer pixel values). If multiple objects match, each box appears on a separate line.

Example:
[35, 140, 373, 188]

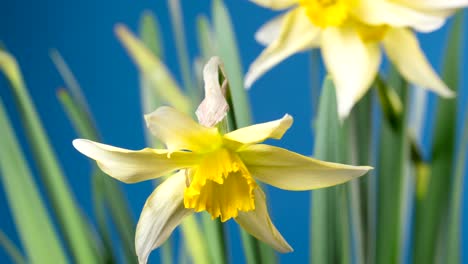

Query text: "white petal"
[145, 106, 223, 153]
[255, 14, 286, 46]
[239, 144, 372, 191]
[245, 8, 320, 88]
[196, 56, 229, 127]
[321, 27, 381, 119]
[396, 0, 468, 10]
[73, 139, 201, 183]
[235, 188, 292, 252]
[136, 172, 193, 263]
[383, 28, 454, 97]
[354, 0, 446, 32]
[224, 114, 293, 145]
[249, 0, 298, 10]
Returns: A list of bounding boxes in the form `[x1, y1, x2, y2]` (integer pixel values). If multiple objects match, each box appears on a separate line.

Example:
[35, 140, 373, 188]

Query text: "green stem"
[375, 73, 409, 264]
[446, 105, 468, 263]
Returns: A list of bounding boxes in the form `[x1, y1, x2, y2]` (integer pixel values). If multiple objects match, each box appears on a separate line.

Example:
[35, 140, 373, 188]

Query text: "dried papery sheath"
[196, 56, 229, 127]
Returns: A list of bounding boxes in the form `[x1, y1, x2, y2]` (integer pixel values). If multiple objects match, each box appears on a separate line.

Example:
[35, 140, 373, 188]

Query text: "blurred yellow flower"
[73, 106, 371, 263]
[245, 0, 467, 118]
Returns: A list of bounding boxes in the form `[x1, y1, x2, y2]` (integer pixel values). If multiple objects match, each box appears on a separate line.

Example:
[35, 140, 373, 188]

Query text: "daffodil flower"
[73, 106, 371, 263]
[245, 0, 467, 118]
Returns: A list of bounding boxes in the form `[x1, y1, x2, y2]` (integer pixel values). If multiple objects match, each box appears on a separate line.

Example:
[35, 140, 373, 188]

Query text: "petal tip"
[281, 242, 294, 253]
[282, 114, 294, 129]
[244, 72, 255, 90]
[72, 138, 91, 154]
[440, 88, 456, 98]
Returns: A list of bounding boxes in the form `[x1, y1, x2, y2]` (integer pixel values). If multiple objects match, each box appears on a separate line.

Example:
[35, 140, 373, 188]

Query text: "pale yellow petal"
[249, 0, 298, 10]
[255, 14, 286, 46]
[396, 0, 468, 10]
[245, 8, 320, 88]
[73, 139, 201, 183]
[135, 172, 192, 264]
[145, 106, 223, 153]
[224, 114, 293, 146]
[321, 27, 381, 119]
[354, 0, 446, 32]
[239, 144, 372, 191]
[383, 28, 454, 97]
[235, 188, 293, 252]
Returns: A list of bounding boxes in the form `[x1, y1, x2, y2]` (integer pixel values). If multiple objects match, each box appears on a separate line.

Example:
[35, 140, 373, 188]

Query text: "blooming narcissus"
[245, 0, 468, 118]
[73, 57, 371, 263]
[73, 107, 372, 262]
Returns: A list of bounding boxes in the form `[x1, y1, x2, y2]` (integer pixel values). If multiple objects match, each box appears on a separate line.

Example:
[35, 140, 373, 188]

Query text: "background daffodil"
[245, 0, 467, 118]
[73, 106, 371, 263]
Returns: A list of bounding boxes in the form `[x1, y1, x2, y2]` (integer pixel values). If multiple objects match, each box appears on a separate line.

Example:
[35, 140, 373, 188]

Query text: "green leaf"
[311, 77, 352, 264]
[375, 71, 409, 264]
[0, 50, 98, 263]
[446, 105, 468, 264]
[0, 99, 67, 263]
[309, 49, 322, 118]
[56, 89, 116, 263]
[57, 89, 98, 140]
[140, 10, 164, 58]
[53, 53, 138, 263]
[180, 217, 212, 264]
[201, 214, 227, 264]
[168, 0, 200, 102]
[90, 170, 117, 264]
[196, 15, 216, 63]
[115, 25, 192, 114]
[414, 12, 464, 264]
[213, 0, 252, 128]
[138, 12, 165, 148]
[49, 49, 91, 114]
[348, 91, 374, 264]
[0, 230, 26, 264]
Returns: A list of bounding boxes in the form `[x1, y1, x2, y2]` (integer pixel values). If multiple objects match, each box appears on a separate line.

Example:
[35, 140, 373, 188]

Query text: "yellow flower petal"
[383, 28, 454, 98]
[135, 172, 192, 264]
[73, 139, 201, 183]
[145, 106, 223, 153]
[245, 8, 320, 88]
[354, 0, 446, 32]
[235, 188, 293, 253]
[255, 14, 286, 46]
[224, 114, 293, 146]
[239, 144, 372, 190]
[321, 26, 381, 119]
[249, 0, 299, 10]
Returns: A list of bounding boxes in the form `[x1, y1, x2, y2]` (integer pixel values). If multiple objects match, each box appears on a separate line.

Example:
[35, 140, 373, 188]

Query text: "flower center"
[299, 0, 356, 28]
[183, 148, 257, 222]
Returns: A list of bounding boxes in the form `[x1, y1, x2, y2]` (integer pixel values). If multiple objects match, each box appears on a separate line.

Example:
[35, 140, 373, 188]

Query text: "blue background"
[0, 1, 467, 263]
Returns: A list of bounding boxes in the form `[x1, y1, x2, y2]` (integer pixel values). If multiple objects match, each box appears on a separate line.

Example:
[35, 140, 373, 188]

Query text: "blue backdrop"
[0, 1, 467, 263]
